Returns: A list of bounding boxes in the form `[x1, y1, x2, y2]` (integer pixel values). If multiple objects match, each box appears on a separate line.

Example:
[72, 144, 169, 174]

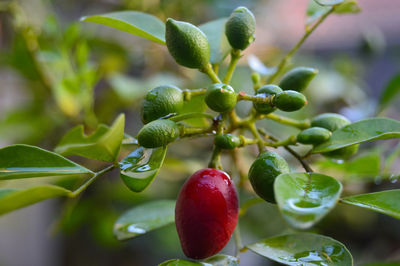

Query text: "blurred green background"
[0, 0, 400, 265]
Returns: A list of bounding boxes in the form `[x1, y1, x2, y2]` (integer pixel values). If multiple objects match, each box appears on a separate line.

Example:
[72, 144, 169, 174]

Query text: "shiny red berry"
[175, 168, 239, 259]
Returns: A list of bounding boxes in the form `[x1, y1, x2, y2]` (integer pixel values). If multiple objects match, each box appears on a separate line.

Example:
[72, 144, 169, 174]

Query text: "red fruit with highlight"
[175, 168, 239, 259]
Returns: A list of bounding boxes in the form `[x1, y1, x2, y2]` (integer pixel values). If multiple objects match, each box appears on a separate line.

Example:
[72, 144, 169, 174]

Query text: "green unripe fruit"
[205, 83, 237, 113]
[311, 113, 350, 132]
[248, 152, 290, 203]
[141, 85, 184, 124]
[165, 18, 210, 69]
[279, 67, 318, 92]
[214, 134, 241, 149]
[311, 113, 359, 159]
[137, 119, 180, 148]
[273, 90, 307, 112]
[323, 144, 359, 160]
[297, 127, 331, 145]
[253, 85, 282, 114]
[225, 6, 256, 50]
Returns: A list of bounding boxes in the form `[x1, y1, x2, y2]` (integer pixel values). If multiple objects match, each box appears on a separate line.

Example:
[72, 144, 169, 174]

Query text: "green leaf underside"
[159, 255, 238, 266]
[0, 185, 71, 215]
[114, 200, 175, 240]
[119, 146, 167, 192]
[82, 11, 166, 44]
[55, 114, 125, 162]
[379, 73, 400, 112]
[313, 118, 400, 153]
[199, 18, 231, 64]
[341, 190, 400, 219]
[0, 144, 93, 180]
[247, 233, 353, 265]
[274, 172, 342, 229]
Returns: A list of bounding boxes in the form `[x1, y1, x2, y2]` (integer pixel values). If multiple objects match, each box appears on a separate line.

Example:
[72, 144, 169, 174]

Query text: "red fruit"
[175, 168, 239, 259]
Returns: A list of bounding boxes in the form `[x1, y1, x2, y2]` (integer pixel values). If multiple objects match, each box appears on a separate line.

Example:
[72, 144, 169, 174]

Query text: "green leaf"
[313, 118, 400, 153]
[0, 185, 72, 215]
[306, 1, 330, 27]
[113, 200, 175, 240]
[159, 259, 208, 266]
[314, 0, 344, 5]
[204, 255, 239, 266]
[199, 18, 230, 64]
[379, 73, 400, 112]
[247, 233, 353, 265]
[341, 190, 400, 219]
[274, 172, 342, 229]
[334, 0, 361, 14]
[158, 255, 238, 266]
[81, 11, 165, 44]
[0, 144, 93, 180]
[55, 114, 125, 162]
[119, 146, 167, 192]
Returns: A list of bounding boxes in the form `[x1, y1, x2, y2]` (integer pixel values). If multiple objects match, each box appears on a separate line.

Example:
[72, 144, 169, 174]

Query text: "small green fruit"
[225, 6, 256, 50]
[165, 18, 210, 69]
[273, 90, 307, 112]
[214, 134, 241, 149]
[311, 113, 359, 159]
[279, 67, 318, 92]
[141, 85, 184, 124]
[253, 85, 282, 114]
[137, 119, 180, 148]
[297, 127, 331, 145]
[248, 152, 290, 203]
[323, 144, 359, 159]
[311, 113, 350, 132]
[205, 83, 237, 113]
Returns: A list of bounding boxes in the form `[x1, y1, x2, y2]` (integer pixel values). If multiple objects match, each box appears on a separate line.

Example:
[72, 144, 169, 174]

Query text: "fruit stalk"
[260, 113, 310, 129]
[223, 49, 241, 84]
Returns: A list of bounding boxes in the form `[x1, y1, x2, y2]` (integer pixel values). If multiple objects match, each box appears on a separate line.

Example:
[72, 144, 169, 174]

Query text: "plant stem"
[70, 165, 115, 197]
[182, 88, 207, 101]
[224, 49, 241, 84]
[267, 7, 335, 84]
[208, 147, 222, 169]
[260, 113, 310, 129]
[202, 63, 222, 83]
[284, 145, 314, 173]
[264, 136, 297, 147]
[237, 91, 275, 104]
[248, 123, 265, 153]
[181, 126, 214, 137]
[239, 197, 264, 217]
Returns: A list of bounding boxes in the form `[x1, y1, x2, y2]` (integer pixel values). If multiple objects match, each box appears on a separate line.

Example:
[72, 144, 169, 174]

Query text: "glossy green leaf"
[119, 146, 167, 192]
[313, 118, 400, 153]
[159, 259, 208, 266]
[81, 11, 165, 44]
[314, 0, 344, 5]
[114, 200, 175, 240]
[379, 73, 400, 112]
[55, 114, 125, 162]
[0, 144, 93, 180]
[158, 255, 238, 266]
[0, 185, 72, 215]
[247, 233, 353, 265]
[341, 190, 400, 219]
[306, 1, 330, 27]
[204, 255, 239, 266]
[199, 18, 230, 64]
[274, 172, 342, 229]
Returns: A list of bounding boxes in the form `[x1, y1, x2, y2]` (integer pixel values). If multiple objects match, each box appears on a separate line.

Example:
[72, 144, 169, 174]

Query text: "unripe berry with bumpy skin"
[253, 85, 282, 114]
[225, 7, 256, 50]
[311, 113, 359, 159]
[297, 127, 332, 145]
[141, 85, 183, 124]
[205, 83, 237, 113]
[279, 67, 318, 92]
[273, 90, 307, 112]
[175, 168, 239, 259]
[165, 18, 210, 69]
[137, 119, 180, 148]
[248, 152, 290, 203]
[214, 134, 241, 149]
